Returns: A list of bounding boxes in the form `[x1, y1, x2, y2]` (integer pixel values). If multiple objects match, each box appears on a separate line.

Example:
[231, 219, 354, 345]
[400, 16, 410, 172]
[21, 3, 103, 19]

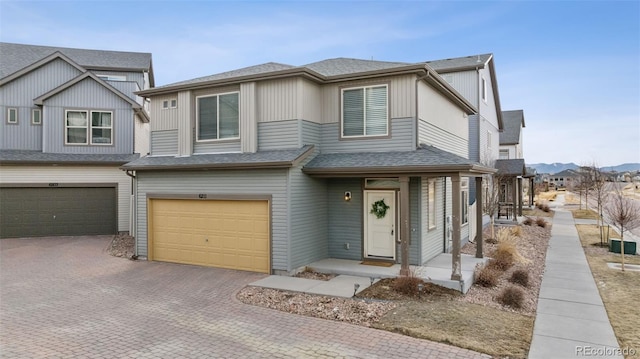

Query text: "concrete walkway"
[528, 205, 623, 358]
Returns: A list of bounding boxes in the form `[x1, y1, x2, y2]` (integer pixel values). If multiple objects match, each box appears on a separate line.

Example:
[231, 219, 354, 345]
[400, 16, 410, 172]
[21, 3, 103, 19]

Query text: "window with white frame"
[7, 108, 18, 124]
[32, 108, 42, 125]
[341, 84, 388, 137]
[197, 92, 240, 141]
[428, 180, 436, 229]
[97, 74, 126, 81]
[162, 100, 169, 109]
[481, 77, 487, 102]
[65, 110, 113, 145]
[162, 98, 177, 109]
[170, 99, 177, 108]
[499, 149, 509, 159]
[461, 178, 469, 225]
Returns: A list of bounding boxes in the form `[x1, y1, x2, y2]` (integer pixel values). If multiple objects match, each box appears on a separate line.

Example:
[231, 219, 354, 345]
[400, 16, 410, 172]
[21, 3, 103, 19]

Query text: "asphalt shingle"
[500, 110, 525, 145]
[495, 158, 526, 176]
[0, 150, 140, 165]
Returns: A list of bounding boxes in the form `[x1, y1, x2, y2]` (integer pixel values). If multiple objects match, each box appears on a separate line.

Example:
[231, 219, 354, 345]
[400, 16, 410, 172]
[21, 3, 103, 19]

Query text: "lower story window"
[461, 178, 469, 225]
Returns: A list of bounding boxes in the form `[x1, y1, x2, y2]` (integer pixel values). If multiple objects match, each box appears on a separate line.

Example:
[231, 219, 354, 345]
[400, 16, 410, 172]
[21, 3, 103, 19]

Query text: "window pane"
[92, 129, 112, 144]
[8, 109, 17, 123]
[198, 96, 218, 140]
[66, 111, 87, 126]
[92, 112, 111, 127]
[428, 181, 436, 228]
[33, 109, 41, 124]
[342, 89, 363, 136]
[67, 128, 87, 144]
[365, 86, 387, 136]
[218, 93, 239, 139]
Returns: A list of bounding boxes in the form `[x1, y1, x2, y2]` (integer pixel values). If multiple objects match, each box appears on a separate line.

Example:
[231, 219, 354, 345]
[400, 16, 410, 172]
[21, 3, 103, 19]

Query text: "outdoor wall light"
[344, 191, 352, 201]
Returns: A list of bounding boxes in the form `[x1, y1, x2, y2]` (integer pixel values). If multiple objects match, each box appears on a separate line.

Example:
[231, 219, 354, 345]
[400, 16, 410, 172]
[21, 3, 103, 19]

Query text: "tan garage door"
[149, 199, 270, 273]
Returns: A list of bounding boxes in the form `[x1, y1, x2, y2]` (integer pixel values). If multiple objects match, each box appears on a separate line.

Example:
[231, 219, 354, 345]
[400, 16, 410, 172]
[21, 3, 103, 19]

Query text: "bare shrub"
[510, 226, 523, 237]
[509, 269, 530, 287]
[536, 218, 547, 228]
[475, 266, 501, 287]
[485, 237, 498, 244]
[523, 217, 534, 226]
[541, 204, 551, 212]
[391, 276, 424, 296]
[497, 286, 525, 309]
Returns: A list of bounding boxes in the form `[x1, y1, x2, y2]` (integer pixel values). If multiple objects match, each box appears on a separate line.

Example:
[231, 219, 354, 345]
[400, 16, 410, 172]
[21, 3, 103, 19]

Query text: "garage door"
[149, 199, 270, 273]
[0, 186, 117, 238]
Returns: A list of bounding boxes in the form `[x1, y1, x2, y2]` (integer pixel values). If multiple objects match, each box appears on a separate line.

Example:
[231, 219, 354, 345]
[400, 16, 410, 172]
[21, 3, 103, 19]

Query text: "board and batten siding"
[149, 93, 180, 131]
[288, 152, 328, 270]
[440, 70, 478, 107]
[421, 177, 445, 263]
[135, 169, 289, 271]
[0, 58, 83, 151]
[327, 179, 363, 260]
[321, 117, 415, 154]
[150, 130, 178, 156]
[42, 78, 135, 154]
[0, 165, 132, 232]
[320, 75, 415, 124]
[257, 78, 301, 123]
[95, 71, 146, 90]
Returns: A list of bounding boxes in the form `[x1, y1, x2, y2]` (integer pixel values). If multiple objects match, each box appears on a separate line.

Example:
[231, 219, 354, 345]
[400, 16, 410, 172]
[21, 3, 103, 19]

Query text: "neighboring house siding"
[418, 119, 468, 158]
[95, 71, 145, 90]
[327, 178, 363, 260]
[150, 130, 178, 156]
[42, 78, 135, 154]
[0, 58, 82, 150]
[105, 80, 140, 103]
[134, 169, 289, 270]
[258, 120, 300, 151]
[421, 177, 445, 263]
[321, 117, 415, 154]
[321, 75, 415, 124]
[288, 154, 328, 270]
[0, 165, 131, 232]
[134, 116, 150, 155]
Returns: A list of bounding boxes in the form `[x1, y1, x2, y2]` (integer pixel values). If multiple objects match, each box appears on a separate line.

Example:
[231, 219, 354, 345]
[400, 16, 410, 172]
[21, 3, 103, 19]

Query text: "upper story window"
[97, 74, 126, 81]
[499, 149, 509, 159]
[481, 77, 487, 102]
[7, 108, 18, 124]
[196, 92, 240, 141]
[162, 99, 178, 109]
[32, 108, 42, 125]
[65, 110, 113, 145]
[341, 84, 388, 138]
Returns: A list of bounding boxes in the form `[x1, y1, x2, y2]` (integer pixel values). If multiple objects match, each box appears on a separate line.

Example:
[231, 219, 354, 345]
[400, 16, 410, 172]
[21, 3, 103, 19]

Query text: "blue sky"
[1, 0, 638, 167]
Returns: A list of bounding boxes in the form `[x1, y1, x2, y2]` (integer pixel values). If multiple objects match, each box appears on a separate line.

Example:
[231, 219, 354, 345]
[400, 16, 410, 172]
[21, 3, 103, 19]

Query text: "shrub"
[485, 237, 498, 244]
[391, 275, 424, 296]
[497, 286, 525, 309]
[541, 204, 551, 212]
[488, 251, 515, 271]
[475, 266, 501, 287]
[510, 226, 523, 237]
[509, 269, 530, 287]
[496, 227, 514, 243]
[523, 217, 534, 226]
[536, 218, 547, 228]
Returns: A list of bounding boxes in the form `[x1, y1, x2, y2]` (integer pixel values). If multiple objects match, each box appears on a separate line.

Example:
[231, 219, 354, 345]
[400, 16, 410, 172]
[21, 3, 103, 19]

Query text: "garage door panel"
[150, 199, 270, 273]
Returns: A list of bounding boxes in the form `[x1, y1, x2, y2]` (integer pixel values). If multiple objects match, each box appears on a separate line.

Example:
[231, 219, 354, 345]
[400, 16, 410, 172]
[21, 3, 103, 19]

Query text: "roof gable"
[500, 110, 525, 145]
[0, 51, 86, 86]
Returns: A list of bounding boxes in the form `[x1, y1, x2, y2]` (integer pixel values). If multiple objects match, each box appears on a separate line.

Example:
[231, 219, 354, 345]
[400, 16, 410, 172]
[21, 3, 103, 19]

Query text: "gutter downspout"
[125, 170, 138, 258]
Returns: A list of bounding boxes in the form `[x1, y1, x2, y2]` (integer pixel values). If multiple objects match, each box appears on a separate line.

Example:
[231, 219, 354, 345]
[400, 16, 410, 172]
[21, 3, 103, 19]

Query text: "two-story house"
[0, 43, 153, 238]
[496, 109, 528, 217]
[426, 54, 504, 242]
[122, 58, 494, 284]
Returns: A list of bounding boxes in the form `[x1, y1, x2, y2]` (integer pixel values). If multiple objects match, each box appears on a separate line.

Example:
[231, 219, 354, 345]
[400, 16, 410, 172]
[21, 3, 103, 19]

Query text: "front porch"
[307, 254, 488, 293]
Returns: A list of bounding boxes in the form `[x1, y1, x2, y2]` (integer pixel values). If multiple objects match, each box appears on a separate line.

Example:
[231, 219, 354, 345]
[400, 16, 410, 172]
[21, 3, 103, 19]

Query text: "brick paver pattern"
[1, 236, 489, 358]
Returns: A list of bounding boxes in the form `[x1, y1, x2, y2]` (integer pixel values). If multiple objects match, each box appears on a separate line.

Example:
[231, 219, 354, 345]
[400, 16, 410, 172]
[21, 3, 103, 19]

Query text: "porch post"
[399, 176, 411, 276]
[530, 177, 535, 206]
[511, 177, 517, 220]
[475, 176, 483, 258]
[518, 177, 523, 216]
[451, 174, 462, 280]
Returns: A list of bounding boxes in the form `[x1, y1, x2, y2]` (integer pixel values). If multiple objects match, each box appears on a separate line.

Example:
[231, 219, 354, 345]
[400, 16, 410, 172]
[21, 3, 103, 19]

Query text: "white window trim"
[90, 110, 113, 145]
[162, 100, 169, 109]
[31, 108, 42, 125]
[7, 108, 18, 124]
[195, 91, 240, 142]
[96, 74, 126, 81]
[162, 98, 178, 110]
[340, 84, 389, 139]
[65, 110, 89, 145]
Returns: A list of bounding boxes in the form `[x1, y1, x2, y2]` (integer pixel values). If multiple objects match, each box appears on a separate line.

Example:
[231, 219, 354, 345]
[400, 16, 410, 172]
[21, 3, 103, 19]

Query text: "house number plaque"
[198, 194, 207, 199]
[48, 183, 59, 187]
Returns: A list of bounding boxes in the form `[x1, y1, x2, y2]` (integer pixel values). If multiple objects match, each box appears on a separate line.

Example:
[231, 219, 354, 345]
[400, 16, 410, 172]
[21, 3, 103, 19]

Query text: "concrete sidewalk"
[528, 208, 623, 359]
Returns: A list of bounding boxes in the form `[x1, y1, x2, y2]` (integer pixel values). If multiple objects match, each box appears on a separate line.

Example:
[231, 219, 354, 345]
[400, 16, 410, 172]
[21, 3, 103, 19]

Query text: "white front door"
[364, 190, 396, 259]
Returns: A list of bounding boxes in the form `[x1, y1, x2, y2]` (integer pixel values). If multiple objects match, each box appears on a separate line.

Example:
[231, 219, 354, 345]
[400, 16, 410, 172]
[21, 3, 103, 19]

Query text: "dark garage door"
[0, 186, 117, 238]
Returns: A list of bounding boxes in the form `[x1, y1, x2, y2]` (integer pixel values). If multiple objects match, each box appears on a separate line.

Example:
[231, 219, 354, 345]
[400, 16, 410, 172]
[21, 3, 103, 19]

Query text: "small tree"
[590, 164, 609, 246]
[604, 187, 640, 271]
[483, 172, 506, 240]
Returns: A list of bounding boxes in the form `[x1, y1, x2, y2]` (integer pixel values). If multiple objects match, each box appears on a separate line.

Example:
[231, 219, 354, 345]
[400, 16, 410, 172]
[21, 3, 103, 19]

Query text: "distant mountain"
[529, 163, 578, 174]
[529, 162, 640, 174]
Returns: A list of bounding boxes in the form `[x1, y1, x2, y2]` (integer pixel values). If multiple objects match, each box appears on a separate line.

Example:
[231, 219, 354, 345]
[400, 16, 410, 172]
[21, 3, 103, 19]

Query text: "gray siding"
[327, 179, 363, 260]
[105, 80, 140, 103]
[93, 70, 145, 90]
[289, 152, 328, 270]
[468, 115, 480, 162]
[193, 127, 241, 153]
[301, 120, 321, 147]
[409, 177, 420, 265]
[421, 177, 445, 263]
[0, 58, 82, 150]
[440, 70, 478, 106]
[418, 119, 468, 158]
[258, 120, 300, 151]
[135, 169, 289, 271]
[321, 117, 415, 154]
[42, 78, 135, 154]
[150, 130, 178, 156]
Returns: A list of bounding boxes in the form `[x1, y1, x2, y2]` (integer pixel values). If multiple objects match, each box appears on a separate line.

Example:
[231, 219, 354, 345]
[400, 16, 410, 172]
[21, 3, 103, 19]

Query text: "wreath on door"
[370, 199, 390, 219]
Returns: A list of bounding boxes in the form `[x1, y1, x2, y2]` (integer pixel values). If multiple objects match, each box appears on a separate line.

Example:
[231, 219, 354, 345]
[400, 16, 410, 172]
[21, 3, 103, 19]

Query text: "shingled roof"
[495, 159, 526, 176]
[303, 144, 495, 176]
[0, 42, 153, 83]
[0, 150, 139, 165]
[500, 110, 525, 145]
[426, 54, 493, 72]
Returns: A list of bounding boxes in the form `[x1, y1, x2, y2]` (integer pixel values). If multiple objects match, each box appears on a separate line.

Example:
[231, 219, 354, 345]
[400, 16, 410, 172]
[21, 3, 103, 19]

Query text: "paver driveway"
[1, 236, 489, 358]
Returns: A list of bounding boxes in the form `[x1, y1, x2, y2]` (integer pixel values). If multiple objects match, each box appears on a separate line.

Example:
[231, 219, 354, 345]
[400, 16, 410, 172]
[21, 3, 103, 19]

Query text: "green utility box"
[609, 239, 637, 255]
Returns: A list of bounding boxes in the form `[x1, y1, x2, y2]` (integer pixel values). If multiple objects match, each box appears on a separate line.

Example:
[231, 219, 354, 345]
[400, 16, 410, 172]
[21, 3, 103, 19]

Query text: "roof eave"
[302, 164, 495, 177]
[121, 161, 295, 172]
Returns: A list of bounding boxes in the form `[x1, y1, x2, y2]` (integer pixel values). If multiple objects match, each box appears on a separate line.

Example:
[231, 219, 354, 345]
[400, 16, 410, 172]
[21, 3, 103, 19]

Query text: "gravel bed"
[107, 234, 135, 258]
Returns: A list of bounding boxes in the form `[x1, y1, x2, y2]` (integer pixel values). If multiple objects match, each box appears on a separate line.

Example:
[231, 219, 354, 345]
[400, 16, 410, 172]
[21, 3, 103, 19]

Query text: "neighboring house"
[426, 54, 504, 242]
[548, 169, 579, 188]
[495, 109, 528, 217]
[122, 58, 494, 283]
[0, 43, 153, 238]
